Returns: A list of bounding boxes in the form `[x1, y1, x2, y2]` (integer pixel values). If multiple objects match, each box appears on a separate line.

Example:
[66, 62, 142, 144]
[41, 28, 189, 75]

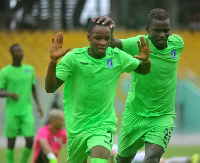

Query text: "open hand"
[50, 32, 71, 63]
[134, 37, 150, 62]
[8, 92, 19, 101]
[92, 16, 115, 29]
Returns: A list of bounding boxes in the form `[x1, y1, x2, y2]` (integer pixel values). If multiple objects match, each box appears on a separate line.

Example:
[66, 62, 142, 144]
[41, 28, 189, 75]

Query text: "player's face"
[54, 115, 65, 129]
[147, 18, 170, 50]
[87, 25, 111, 59]
[11, 45, 24, 62]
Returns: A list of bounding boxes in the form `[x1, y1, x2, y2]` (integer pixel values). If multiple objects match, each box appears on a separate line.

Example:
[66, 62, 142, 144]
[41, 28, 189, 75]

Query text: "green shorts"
[118, 109, 175, 157]
[4, 115, 35, 138]
[67, 123, 116, 163]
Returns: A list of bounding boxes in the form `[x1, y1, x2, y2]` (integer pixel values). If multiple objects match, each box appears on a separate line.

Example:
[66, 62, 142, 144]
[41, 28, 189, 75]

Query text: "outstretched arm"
[92, 16, 122, 49]
[133, 37, 151, 75]
[45, 32, 70, 93]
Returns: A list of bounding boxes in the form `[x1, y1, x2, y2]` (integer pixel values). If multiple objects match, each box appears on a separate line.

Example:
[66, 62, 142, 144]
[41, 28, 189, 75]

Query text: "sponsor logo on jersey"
[151, 51, 158, 55]
[171, 49, 176, 59]
[107, 59, 113, 68]
[80, 62, 94, 66]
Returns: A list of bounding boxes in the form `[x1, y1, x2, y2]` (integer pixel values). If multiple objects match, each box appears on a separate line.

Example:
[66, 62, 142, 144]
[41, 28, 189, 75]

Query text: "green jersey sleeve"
[0, 69, 6, 89]
[113, 48, 140, 73]
[121, 35, 148, 57]
[56, 52, 74, 82]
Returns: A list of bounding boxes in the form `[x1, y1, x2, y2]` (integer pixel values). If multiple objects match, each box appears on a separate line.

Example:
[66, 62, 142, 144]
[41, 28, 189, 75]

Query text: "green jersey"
[56, 46, 140, 135]
[121, 34, 184, 117]
[0, 64, 36, 117]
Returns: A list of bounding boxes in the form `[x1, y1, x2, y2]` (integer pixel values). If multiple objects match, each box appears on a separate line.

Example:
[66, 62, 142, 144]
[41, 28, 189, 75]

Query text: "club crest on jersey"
[25, 69, 29, 74]
[107, 59, 113, 68]
[171, 50, 176, 59]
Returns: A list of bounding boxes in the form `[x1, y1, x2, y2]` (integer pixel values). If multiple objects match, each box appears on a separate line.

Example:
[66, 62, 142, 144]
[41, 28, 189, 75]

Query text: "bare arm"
[32, 85, 43, 117]
[39, 139, 58, 162]
[134, 59, 151, 75]
[39, 138, 54, 155]
[45, 32, 70, 93]
[0, 89, 18, 101]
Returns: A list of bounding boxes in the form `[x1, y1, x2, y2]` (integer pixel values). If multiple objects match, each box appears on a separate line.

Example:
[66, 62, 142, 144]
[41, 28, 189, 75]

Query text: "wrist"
[47, 152, 56, 160]
[6, 92, 12, 97]
[50, 58, 58, 63]
[142, 58, 150, 63]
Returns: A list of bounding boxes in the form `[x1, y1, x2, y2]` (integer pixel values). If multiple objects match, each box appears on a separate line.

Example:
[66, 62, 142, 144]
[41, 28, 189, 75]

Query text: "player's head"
[146, 8, 170, 50]
[10, 44, 24, 62]
[49, 109, 65, 130]
[87, 19, 111, 59]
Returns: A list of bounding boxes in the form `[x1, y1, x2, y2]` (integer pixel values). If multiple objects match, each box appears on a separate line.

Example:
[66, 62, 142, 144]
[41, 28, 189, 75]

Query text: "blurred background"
[0, 0, 200, 162]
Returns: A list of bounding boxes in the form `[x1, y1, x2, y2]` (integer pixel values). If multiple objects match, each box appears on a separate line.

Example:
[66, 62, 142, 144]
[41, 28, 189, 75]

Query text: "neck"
[49, 124, 58, 134]
[88, 48, 105, 59]
[12, 60, 22, 67]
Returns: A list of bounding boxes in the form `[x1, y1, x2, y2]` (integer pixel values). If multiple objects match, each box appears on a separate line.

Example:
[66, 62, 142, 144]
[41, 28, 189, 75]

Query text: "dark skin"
[92, 16, 170, 163]
[45, 26, 150, 162]
[0, 45, 43, 150]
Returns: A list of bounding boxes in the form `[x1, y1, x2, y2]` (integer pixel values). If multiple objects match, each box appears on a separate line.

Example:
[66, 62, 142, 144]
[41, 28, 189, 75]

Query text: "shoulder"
[37, 126, 49, 135]
[61, 129, 67, 135]
[61, 47, 88, 61]
[0, 65, 11, 74]
[122, 35, 147, 42]
[71, 47, 88, 55]
[38, 126, 48, 132]
[23, 64, 35, 70]
[168, 34, 184, 47]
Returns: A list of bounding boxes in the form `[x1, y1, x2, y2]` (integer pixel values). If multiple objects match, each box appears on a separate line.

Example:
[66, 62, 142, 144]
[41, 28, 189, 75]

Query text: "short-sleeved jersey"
[33, 125, 67, 163]
[121, 34, 184, 116]
[0, 64, 36, 117]
[56, 46, 140, 135]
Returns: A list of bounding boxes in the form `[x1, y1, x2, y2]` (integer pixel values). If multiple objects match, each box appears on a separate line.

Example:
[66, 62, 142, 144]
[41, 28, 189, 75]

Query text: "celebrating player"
[93, 8, 184, 163]
[45, 19, 150, 163]
[0, 44, 43, 163]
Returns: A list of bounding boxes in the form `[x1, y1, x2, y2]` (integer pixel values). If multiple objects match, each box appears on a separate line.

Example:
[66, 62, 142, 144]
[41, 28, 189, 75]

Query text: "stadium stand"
[0, 29, 199, 79]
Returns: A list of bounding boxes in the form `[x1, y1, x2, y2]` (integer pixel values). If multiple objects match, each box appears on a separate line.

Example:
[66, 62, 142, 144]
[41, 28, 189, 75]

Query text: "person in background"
[33, 109, 67, 163]
[0, 44, 43, 163]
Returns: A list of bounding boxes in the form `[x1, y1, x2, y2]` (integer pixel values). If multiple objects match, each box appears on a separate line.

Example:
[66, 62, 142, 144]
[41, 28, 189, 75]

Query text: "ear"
[87, 33, 90, 41]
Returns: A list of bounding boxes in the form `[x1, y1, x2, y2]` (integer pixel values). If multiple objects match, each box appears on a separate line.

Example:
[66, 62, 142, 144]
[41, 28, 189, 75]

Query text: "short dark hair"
[88, 19, 110, 34]
[10, 44, 20, 54]
[147, 8, 169, 27]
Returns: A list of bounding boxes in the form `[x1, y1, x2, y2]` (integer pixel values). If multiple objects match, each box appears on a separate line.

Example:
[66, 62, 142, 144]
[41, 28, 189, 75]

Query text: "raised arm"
[133, 37, 151, 75]
[45, 32, 70, 93]
[92, 16, 122, 49]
